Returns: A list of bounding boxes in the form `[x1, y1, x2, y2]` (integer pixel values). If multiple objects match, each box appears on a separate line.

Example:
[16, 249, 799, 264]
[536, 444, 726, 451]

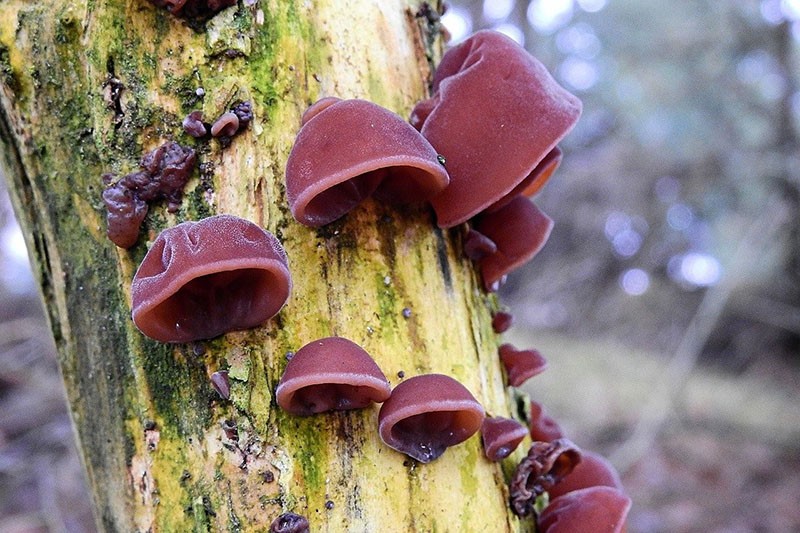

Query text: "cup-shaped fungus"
[538, 486, 631, 533]
[499, 343, 548, 387]
[413, 30, 581, 228]
[510, 439, 582, 517]
[131, 215, 291, 343]
[285, 98, 449, 227]
[481, 416, 528, 461]
[547, 450, 625, 500]
[275, 337, 391, 416]
[491, 311, 514, 334]
[473, 196, 554, 292]
[378, 373, 485, 463]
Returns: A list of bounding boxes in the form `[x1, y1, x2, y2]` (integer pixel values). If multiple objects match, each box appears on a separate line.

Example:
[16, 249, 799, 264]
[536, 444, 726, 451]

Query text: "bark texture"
[0, 1, 531, 530]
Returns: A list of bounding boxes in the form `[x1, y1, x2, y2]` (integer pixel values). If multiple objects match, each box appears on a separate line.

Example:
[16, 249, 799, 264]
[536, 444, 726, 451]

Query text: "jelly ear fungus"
[275, 337, 391, 416]
[413, 30, 581, 228]
[285, 98, 449, 227]
[378, 374, 484, 463]
[130, 215, 291, 343]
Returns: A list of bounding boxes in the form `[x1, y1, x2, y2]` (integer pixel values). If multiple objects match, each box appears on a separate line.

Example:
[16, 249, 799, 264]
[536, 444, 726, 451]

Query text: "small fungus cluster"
[102, 141, 196, 248]
[99, 11, 625, 526]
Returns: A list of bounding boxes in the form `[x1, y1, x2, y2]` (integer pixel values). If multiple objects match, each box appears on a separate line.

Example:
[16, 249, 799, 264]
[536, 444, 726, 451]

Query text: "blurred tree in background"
[443, 0, 800, 371]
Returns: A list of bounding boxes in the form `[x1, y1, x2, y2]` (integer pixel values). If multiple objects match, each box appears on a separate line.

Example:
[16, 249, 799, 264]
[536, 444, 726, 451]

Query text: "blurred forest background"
[1, 0, 799, 531]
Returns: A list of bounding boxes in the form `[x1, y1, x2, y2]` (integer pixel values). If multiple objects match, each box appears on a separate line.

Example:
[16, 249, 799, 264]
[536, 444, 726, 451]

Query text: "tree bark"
[0, 1, 530, 531]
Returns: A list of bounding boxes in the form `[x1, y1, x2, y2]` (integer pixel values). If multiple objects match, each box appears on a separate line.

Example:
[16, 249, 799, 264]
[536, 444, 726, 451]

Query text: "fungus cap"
[285, 98, 449, 227]
[481, 416, 528, 461]
[275, 337, 391, 416]
[529, 400, 565, 442]
[538, 486, 631, 533]
[485, 146, 563, 214]
[378, 373, 485, 463]
[473, 196, 554, 292]
[499, 343, 548, 387]
[131, 214, 291, 343]
[547, 450, 625, 500]
[415, 30, 581, 227]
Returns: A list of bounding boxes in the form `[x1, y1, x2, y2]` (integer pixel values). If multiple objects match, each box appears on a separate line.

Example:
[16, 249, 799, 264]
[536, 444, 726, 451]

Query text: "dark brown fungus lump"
[509, 438, 582, 517]
[491, 311, 514, 334]
[547, 450, 625, 500]
[473, 196, 554, 292]
[378, 374, 485, 463]
[130, 215, 291, 343]
[269, 512, 310, 533]
[411, 30, 581, 228]
[102, 141, 196, 248]
[529, 400, 566, 443]
[183, 111, 209, 138]
[499, 343, 547, 387]
[285, 98, 449, 227]
[481, 416, 528, 461]
[537, 486, 631, 533]
[147, 0, 237, 19]
[275, 337, 391, 416]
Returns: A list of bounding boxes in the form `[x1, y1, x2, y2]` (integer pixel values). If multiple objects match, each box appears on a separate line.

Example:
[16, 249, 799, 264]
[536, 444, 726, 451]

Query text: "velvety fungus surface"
[378, 373, 484, 463]
[538, 486, 631, 533]
[481, 416, 528, 461]
[285, 98, 449, 227]
[275, 336, 391, 416]
[131, 214, 291, 343]
[413, 30, 581, 227]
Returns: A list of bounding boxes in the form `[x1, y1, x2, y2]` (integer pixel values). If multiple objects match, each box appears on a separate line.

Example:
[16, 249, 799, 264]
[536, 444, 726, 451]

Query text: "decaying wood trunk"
[0, 1, 532, 530]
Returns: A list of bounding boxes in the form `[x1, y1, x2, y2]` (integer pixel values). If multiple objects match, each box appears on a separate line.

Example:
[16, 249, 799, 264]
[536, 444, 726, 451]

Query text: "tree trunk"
[0, 1, 530, 531]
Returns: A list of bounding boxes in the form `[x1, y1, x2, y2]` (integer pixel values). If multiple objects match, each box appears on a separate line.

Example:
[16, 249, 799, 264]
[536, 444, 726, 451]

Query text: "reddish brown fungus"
[473, 196, 554, 292]
[210, 370, 230, 400]
[486, 146, 563, 213]
[529, 400, 565, 443]
[210, 111, 240, 138]
[510, 439, 582, 517]
[102, 141, 196, 248]
[231, 101, 253, 126]
[131, 215, 291, 343]
[499, 343, 548, 387]
[378, 373, 485, 463]
[491, 311, 514, 333]
[463, 229, 497, 261]
[538, 486, 631, 533]
[481, 416, 528, 461]
[547, 450, 625, 500]
[269, 512, 310, 533]
[285, 98, 449, 227]
[275, 337, 391, 416]
[183, 110, 208, 138]
[412, 30, 581, 227]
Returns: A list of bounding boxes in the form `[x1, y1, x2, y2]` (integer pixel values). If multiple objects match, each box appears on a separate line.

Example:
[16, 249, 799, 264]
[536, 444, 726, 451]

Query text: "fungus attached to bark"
[537, 486, 631, 533]
[491, 311, 514, 334]
[269, 512, 310, 533]
[285, 98, 449, 227]
[378, 373, 485, 463]
[102, 141, 196, 248]
[499, 343, 548, 387]
[463, 229, 497, 261]
[412, 30, 581, 228]
[275, 336, 391, 416]
[473, 196, 554, 292]
[481, 416, 528, 461]
[183, 111, 209, 138]
[210, 111, 240, 138]
[131, 215, 291, 343]
[510, 439, 582, 517]
[547, 450, 625, 500]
